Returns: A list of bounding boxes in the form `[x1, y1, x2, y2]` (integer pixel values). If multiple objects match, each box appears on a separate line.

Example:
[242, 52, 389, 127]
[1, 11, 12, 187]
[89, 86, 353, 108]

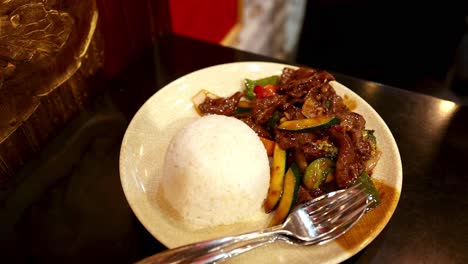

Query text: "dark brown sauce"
[336, 180, 399, 251]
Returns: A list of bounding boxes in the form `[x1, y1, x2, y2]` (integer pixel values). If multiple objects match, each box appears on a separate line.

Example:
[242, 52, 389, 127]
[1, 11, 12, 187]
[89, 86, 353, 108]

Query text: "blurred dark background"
[296, 1, 468, 103]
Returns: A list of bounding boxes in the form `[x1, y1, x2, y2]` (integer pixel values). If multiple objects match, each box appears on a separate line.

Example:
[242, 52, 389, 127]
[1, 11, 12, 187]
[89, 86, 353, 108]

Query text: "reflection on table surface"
[0, 34, 467, 264]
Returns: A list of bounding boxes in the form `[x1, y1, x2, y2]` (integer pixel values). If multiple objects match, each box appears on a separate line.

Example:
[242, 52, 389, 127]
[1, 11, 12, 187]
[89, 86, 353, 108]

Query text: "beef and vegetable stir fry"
[194, 67, 381, 226]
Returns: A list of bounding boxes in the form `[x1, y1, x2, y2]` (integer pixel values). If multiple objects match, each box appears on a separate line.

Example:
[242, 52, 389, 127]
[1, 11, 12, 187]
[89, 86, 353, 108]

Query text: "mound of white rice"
[162, 114, 270, 227]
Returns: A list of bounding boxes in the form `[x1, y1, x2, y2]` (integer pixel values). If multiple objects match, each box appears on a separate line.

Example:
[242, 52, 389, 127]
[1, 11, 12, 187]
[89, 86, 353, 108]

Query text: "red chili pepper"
[263, 84, 277, 97]
[254, 84, 277, 99]
[254, 85, 265, 98]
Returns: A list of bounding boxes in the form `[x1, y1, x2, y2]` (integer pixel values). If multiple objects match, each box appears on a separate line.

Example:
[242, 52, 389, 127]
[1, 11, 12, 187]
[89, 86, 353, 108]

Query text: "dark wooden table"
[1, 34, 467, 263]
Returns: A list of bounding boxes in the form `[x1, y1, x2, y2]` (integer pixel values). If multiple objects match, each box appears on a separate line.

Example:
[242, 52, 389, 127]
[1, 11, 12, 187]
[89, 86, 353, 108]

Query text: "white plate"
[120, 62, 402, 263]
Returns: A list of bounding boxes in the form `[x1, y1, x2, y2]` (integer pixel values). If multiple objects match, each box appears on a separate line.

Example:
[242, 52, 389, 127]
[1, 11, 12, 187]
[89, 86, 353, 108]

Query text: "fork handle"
[136, 226, 288, 264]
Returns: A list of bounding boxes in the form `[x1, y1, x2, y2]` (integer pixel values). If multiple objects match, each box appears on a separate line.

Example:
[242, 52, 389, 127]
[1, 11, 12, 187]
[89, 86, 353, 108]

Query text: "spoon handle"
[136, 226, 288, 264]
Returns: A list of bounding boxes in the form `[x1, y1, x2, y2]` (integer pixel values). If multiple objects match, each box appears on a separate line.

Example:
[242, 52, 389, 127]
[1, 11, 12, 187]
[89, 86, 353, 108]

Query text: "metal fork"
[137, 184, 372, 264]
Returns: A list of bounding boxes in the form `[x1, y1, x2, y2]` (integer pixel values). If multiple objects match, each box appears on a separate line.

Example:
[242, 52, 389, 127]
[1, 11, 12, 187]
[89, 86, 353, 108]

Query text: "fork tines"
[303, 183, 370, 218]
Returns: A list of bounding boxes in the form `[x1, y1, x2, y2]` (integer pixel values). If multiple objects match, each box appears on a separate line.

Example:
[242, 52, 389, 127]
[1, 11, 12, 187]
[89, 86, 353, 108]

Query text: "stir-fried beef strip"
[238, 116, 272, 139]
[328, 127, 363, 188]
[302, 139, 337, 161]
[341, 111, 372, 159]
[275, 130, 316, 150]
[277, 68, 335, 97]
[252, 94, 286, 124]
[282, 103, 305, 120]
[198, 67, 375, 193]
[297, 186, 314, 204]
[198, 92, 243, 116]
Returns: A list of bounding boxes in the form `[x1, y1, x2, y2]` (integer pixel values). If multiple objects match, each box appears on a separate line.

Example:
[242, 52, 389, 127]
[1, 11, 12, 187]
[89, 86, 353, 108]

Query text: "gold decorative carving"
[0, 0, 103, 183]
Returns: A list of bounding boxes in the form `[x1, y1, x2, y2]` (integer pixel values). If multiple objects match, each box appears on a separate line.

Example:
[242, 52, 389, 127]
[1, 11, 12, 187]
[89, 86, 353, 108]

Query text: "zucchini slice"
[303, 158, 334, 190]
[263, 144, 287, 213]
[269, 163, 301, 227]
[277, 116, 339, 131]
[235, 101, 252, 115]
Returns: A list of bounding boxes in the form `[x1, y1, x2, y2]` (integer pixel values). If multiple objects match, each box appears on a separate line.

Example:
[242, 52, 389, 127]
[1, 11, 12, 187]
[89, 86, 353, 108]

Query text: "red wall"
[169, 0, 238, 43]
